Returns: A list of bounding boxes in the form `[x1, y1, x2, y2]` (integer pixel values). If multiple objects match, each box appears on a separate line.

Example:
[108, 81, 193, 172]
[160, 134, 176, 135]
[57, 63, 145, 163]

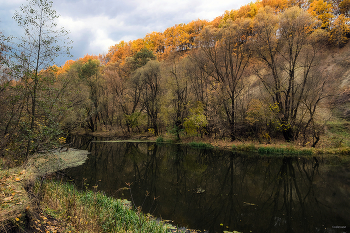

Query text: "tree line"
[0, 0, 345, 162]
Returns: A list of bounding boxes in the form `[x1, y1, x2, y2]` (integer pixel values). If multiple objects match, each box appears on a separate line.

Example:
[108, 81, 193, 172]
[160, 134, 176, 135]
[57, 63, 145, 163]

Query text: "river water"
[61, 136, 350, 233]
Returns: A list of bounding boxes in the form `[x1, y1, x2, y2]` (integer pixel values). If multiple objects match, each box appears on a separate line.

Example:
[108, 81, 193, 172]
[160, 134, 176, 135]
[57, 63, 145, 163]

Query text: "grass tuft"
[187, 142, 214, 149]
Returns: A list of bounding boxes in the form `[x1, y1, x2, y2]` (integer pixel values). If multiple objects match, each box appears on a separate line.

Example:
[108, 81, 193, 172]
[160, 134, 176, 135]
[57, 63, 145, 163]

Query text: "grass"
[30, 179, 172, 233]
[187, 141, 214, 149]
[325, 120, 350, 148]
[257, 146, 313, 156]
[0, 149, 182, 232]
[232, 143, 313, 156]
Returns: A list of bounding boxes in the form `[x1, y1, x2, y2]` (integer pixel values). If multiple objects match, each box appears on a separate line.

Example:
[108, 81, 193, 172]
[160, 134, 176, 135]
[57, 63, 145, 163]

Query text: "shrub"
[156, 136, 164, 143]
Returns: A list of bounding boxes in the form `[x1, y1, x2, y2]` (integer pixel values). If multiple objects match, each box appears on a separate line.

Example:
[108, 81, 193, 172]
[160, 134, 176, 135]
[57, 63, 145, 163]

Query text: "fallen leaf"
[4, 197, 13, 202]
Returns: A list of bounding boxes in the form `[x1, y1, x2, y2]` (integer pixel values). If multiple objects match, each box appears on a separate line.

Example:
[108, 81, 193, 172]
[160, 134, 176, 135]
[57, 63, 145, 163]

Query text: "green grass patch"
[257, 146, 312, 155]
[156, 136, 164, 143]
[235, 143, 256, 152]
[326, 121, 350, 147]
[232, 144, 313, 156]
[187, 142, 214, 149]
[33, 179, 173, 233]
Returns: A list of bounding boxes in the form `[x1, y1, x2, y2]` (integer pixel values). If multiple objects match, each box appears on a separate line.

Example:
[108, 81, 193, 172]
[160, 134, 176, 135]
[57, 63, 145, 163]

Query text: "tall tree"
[195, 18, 252, 141]
[13, 0, 71, 156]
[78, 59, 101, 132]
[137, 60, 162, 135]
[253, 6, 328, 141]
[163, 57, 190, 140]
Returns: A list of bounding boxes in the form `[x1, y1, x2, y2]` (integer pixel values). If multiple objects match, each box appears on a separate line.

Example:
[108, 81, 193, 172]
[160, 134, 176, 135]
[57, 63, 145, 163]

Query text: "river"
[61, 136, 350, 233]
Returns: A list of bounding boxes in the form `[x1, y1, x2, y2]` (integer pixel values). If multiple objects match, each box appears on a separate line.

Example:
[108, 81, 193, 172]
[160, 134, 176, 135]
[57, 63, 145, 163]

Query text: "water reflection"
[63, 139, 350, 233]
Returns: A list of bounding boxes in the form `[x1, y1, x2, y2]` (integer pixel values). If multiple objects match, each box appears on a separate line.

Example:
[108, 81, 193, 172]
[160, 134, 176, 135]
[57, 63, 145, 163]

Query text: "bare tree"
[194, 18, 252, 140]
[252, 6, 328, 141]
[138, 60, 162, 135]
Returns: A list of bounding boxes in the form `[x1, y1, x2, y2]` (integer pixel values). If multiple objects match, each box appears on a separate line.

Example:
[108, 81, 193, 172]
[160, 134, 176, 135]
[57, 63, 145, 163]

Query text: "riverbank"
[85, 129, 350, 156]
[0, 149, 89, 230]
[0, 149, 174, 232]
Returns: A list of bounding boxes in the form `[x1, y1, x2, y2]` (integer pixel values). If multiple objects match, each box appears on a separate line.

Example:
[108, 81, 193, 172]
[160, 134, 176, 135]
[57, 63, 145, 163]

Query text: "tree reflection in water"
[63, 139, 350, 233]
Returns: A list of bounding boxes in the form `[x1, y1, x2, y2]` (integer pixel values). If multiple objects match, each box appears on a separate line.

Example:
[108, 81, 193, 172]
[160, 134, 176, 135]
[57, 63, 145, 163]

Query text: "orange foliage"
[130, 38, 145, 54]
[211, 16, 223, 28]
[261, 0, 290, 11]
[69, 0, 348, 67]
[308, 0, 334, 29]
[222, 2, 260, 24]
[330, 14, 350, 47]
[105, 19, 209, 64]
[144, 31, 165, 53]
[107, 41, 132, 64]
[55, 59, 75, 75]
[78, 54, 99, 63]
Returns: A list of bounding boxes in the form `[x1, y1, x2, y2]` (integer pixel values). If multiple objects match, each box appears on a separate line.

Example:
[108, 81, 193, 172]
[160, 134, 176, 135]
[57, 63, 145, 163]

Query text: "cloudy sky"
[0, 0, 250, 66]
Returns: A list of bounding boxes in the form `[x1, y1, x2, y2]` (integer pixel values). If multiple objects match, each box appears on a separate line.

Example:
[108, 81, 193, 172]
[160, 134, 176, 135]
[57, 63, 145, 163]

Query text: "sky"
[0, 0, 250, 66]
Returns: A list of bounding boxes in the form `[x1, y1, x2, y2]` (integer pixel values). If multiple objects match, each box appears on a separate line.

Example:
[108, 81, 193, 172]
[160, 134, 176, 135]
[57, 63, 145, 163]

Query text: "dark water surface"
[62, 136, 350, 233]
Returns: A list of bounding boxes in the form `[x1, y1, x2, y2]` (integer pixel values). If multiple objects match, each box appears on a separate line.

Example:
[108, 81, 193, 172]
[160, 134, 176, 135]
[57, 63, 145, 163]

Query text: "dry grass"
[0, 149, 89, 228]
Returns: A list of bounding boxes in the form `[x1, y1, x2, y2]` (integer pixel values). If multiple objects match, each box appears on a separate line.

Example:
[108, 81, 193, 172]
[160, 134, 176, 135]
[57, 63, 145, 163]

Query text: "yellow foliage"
[308, 0, 334, 29]
[329, 14, 350, 47]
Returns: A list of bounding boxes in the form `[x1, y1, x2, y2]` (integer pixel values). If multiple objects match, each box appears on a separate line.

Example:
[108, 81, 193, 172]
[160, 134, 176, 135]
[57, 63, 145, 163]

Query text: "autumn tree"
[76, 59, 102, 132]
[194, 18, 253, 140]
[136, 60, 162, 135]
[162, 57, 191, 140]
[11, 0, 71, 156]
[132, 48, 156, 69]
[308, 0, 334, 29]
[339, 0, 350, 16]
[252, 6, 328, 142]
[329, 14, 350, 47]
[144, 31, 165, 54]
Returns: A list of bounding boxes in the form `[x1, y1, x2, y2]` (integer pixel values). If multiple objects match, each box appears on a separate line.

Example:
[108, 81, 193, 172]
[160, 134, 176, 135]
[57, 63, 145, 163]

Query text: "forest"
[1, 0, 350, 164]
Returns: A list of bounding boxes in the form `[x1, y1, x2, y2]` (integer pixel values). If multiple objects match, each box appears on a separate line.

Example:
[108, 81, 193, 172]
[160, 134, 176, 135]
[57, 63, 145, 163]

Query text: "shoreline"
[0, 149, 89, 228]
[0, 149, 179, 232]
[80, 130, 350, 156]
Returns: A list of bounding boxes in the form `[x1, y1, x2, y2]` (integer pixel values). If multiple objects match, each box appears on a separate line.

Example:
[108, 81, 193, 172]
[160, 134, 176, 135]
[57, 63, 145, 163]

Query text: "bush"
[156, 136, 164, 143]
[187, 142, 214, 149]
